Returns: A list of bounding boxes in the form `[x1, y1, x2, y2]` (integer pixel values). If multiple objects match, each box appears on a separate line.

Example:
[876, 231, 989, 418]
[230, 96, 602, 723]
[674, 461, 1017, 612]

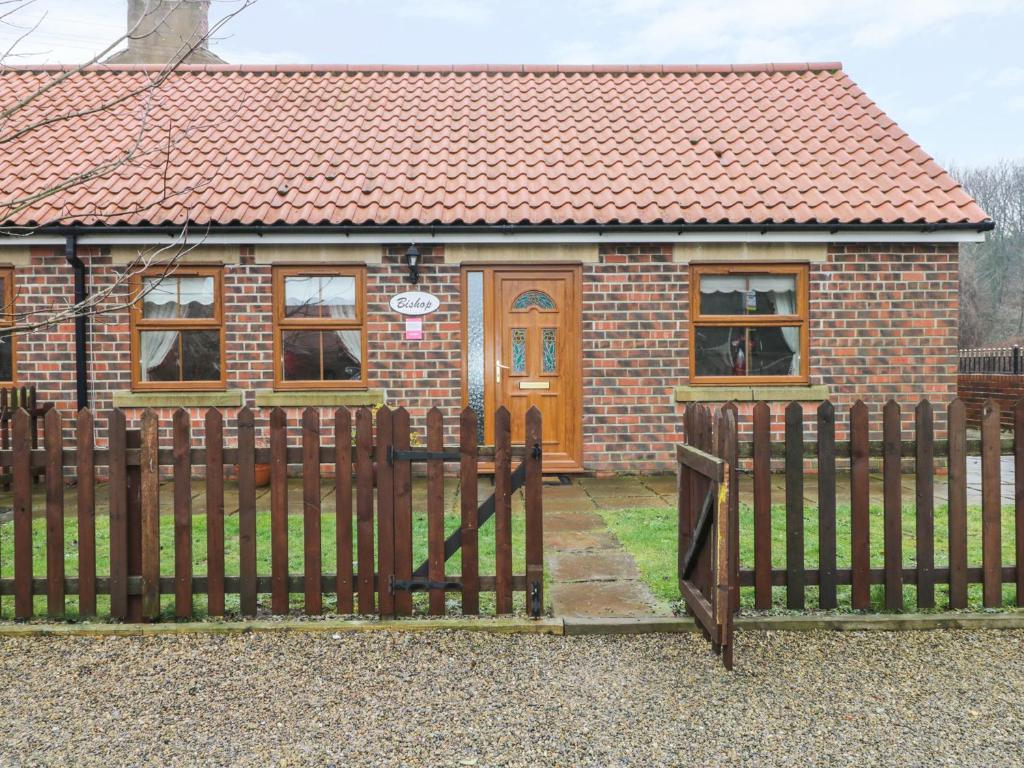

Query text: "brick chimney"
[106, 1, 225, 65]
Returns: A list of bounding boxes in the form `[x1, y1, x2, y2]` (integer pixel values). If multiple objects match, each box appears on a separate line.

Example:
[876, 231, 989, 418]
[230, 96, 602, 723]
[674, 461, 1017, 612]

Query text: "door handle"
[496, 359, 509, 383]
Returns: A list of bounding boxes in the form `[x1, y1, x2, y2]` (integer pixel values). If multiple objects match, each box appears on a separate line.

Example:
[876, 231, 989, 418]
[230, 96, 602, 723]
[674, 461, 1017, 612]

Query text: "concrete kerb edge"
[1, 612, 1022, 638]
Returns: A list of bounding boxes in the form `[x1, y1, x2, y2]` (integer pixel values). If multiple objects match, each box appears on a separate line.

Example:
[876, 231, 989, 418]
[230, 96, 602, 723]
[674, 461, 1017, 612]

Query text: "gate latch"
[529, 580, 542, 617]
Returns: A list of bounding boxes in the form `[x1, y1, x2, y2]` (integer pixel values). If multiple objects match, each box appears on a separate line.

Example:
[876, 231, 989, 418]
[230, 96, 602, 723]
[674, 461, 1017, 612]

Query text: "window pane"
[694, 326, 745, 377]
[178, 277, 215, 318]
[542, 328, 557, 373]
[749, 326, 801, 377]
[284, 276, 323, 319]
[181, 330, 221, 381]
[511, 328, 526, 374]
[694, 325, 801, 377]
[466, 271, 485, 443]
[281, 330, 321, 380]
[140, 329, 180, 381]
[141, 277, 178, 319]
[699, 274, 797, 316]
[323, 331, 362, 381]
[320, 276, 356, 319]
[0, 332, 13, 381]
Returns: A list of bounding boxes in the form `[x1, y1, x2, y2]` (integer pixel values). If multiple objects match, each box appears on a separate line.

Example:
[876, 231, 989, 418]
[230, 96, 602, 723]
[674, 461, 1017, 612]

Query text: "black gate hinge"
[386, 446, 461, 465]
[389, 575, 463, 594]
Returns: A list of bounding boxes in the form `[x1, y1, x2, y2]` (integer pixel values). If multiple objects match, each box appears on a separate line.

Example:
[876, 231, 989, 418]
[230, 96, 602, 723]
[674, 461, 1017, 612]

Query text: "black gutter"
[32, 220, 995, 236]
[63, 235, 88, 411]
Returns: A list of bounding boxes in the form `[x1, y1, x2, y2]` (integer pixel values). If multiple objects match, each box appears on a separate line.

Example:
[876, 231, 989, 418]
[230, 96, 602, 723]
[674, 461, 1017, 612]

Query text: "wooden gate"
[677, 404, 737, 670]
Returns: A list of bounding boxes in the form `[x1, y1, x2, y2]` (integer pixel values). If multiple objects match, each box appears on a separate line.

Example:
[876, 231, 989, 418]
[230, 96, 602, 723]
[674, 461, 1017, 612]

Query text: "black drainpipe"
[64, 235, 88, 411]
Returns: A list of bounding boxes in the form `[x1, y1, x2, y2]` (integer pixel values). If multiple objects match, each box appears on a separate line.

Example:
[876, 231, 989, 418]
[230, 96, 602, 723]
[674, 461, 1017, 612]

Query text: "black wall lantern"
[404, 243, 421, 284]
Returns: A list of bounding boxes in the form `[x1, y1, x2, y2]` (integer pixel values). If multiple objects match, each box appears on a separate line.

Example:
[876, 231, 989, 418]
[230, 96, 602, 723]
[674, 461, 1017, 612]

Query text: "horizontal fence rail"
[683, 397, 1024, 613]
[0, 405, 544, 622]
[959, 345, 1023, 375]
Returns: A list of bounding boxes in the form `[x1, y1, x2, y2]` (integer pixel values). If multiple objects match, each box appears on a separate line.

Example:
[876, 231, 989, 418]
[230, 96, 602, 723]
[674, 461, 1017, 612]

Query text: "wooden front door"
[467, 266, 583, 473]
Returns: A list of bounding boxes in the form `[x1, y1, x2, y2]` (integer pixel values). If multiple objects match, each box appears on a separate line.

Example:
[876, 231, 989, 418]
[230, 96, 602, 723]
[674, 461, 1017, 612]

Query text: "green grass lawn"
[597, 502, 1022, 612]
[0, 510, 529, 620]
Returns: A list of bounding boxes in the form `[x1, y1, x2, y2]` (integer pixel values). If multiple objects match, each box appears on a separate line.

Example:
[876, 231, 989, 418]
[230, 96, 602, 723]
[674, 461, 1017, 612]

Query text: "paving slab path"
[543, 477, 672, 617]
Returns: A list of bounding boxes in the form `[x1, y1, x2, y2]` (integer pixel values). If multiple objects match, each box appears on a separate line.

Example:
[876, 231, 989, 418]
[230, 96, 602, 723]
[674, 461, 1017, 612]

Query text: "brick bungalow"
[0, 61, 991, 473]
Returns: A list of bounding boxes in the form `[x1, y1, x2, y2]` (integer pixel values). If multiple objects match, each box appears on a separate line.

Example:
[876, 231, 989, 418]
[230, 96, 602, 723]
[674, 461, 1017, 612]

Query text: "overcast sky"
[2, 0, 1022, 168]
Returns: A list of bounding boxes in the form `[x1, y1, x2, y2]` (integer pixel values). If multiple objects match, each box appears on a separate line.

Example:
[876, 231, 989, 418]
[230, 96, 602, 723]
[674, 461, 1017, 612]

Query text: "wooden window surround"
[130, 266, 226, 391]
[272, 265, 367, 390]
[0, 267, 16, 385]
[688, 263, 810, 386]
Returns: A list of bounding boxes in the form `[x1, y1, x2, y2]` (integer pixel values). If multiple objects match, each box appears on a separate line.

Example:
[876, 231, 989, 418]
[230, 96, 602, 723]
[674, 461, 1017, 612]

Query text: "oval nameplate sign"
[389, 291, 440, 316]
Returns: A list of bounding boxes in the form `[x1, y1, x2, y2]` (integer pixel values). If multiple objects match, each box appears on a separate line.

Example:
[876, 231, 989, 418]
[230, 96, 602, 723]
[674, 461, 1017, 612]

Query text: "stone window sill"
[674, 384, 830, 403]
[113, 389, 245, 408]
[254, 389, 386, 408]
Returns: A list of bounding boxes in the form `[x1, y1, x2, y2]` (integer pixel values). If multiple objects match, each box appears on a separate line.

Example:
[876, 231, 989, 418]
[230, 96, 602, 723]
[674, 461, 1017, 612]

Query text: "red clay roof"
[0, 63, 989, 229]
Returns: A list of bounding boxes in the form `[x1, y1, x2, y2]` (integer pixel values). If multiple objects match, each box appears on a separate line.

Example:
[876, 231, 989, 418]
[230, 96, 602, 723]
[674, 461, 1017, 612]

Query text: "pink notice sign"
[405, 316, 423, 340]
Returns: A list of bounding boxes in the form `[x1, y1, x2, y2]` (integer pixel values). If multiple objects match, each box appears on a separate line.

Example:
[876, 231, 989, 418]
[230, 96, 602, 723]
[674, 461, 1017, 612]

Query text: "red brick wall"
[8, 241, 959, 473]
[958, 374, 1024, 427]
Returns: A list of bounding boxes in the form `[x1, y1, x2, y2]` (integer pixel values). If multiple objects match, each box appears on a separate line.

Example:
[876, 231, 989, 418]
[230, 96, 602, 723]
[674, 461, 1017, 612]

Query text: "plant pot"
[235, 462, 272, 487]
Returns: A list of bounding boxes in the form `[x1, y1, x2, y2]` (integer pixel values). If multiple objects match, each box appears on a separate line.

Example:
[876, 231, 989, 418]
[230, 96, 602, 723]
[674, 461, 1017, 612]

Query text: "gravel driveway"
[0, 628, 1021, 767]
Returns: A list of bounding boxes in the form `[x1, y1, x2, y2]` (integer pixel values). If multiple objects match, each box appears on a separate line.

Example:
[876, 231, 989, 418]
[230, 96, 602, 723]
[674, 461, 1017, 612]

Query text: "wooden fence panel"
[525, 406, 544, 617]
[140, 410, 161, 620]
[303, 409, 322, 616]
[981, 400, 1002, 608]
[1017, 400, 1024, 608]
[205, 409, 225, 617]
[270, 407, 289, 614]
[816, 400, 837, 610]
[172, 409, 193, 619]
[107, 409, 128, 620]
[850, 400, 871, 610]
[785, 402, 805, 610]
[44, 409, 64, 618]
[948, 399, 968, 609]
[392, 407, 413, 617]
[375, 406, 395, 617]
[494, 406, 513, 615]
[355, 407, 374, 614]
[460, 408, 480, 615]
[335, 408, 354, 614]
[882, 400, 903, 611]
[76, 408, 96, 618]
[426, 407, 446, 616]
[915, 400, 935, 609]
[12, 409, 32, 619]
[752, 401, 772, 609]
[237, 406, 258, 618]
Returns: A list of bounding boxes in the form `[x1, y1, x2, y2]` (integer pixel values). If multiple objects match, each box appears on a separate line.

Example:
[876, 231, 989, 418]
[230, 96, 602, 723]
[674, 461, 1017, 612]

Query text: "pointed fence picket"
[0, 405, 544, 622]
[681, 397, 1024, 614]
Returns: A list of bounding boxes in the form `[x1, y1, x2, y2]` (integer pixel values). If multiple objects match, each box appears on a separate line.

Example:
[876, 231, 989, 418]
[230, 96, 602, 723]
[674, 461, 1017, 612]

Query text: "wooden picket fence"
[681, 397, 1024, 613]
[0, 385, 50, 489]
[0, 404, 544, 622]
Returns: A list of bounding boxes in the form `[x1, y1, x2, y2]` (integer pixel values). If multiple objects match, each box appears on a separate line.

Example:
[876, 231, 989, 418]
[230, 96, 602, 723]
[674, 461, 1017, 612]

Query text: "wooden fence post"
[172, 409, 193, 619]
[335, 408, 354, 615]
[947, 399, 968, 609]
[752, 401, 772, 610]
[355, 407, 375, 614]
[494, 406, 513, 615]
[140, 409, 161, 621]
[76, 408, 97, 618]
[392, 407, 413, 617]
[816, 400, 837, 610]
[269, 407, 289, 615]
[205, 408, 225, 617]
[721, 402, 739, 614]
[12, 408, 32, 619]
[302, 408, 322, 616]
[850, 400, 871, 610]
[426, 407, 446, 616]
[237, 406, 257, 618]
[981, 399, 1003, 608]
[784, 402, 804, 610]
[882, 400, 903, 611]
[375, 406, 395, 617]
[1016, 400, 1024, 608]
[126, 426, 142, 622]
[460, 407, 480, 616]
[915, 400, 935, 610]
[44, 408, 64, 618]
[525, 406, 544, 618]
[108, 409, 128, 620]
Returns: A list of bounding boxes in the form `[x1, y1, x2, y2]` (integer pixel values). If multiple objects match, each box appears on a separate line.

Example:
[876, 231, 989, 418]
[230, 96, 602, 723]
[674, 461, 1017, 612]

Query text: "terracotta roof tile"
[0, 63, 989, 228]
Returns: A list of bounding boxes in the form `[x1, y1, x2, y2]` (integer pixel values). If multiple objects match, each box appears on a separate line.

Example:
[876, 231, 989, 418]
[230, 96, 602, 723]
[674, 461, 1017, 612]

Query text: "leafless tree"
[0, 0, 255, 335]
[951, 160, 1024, 346]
